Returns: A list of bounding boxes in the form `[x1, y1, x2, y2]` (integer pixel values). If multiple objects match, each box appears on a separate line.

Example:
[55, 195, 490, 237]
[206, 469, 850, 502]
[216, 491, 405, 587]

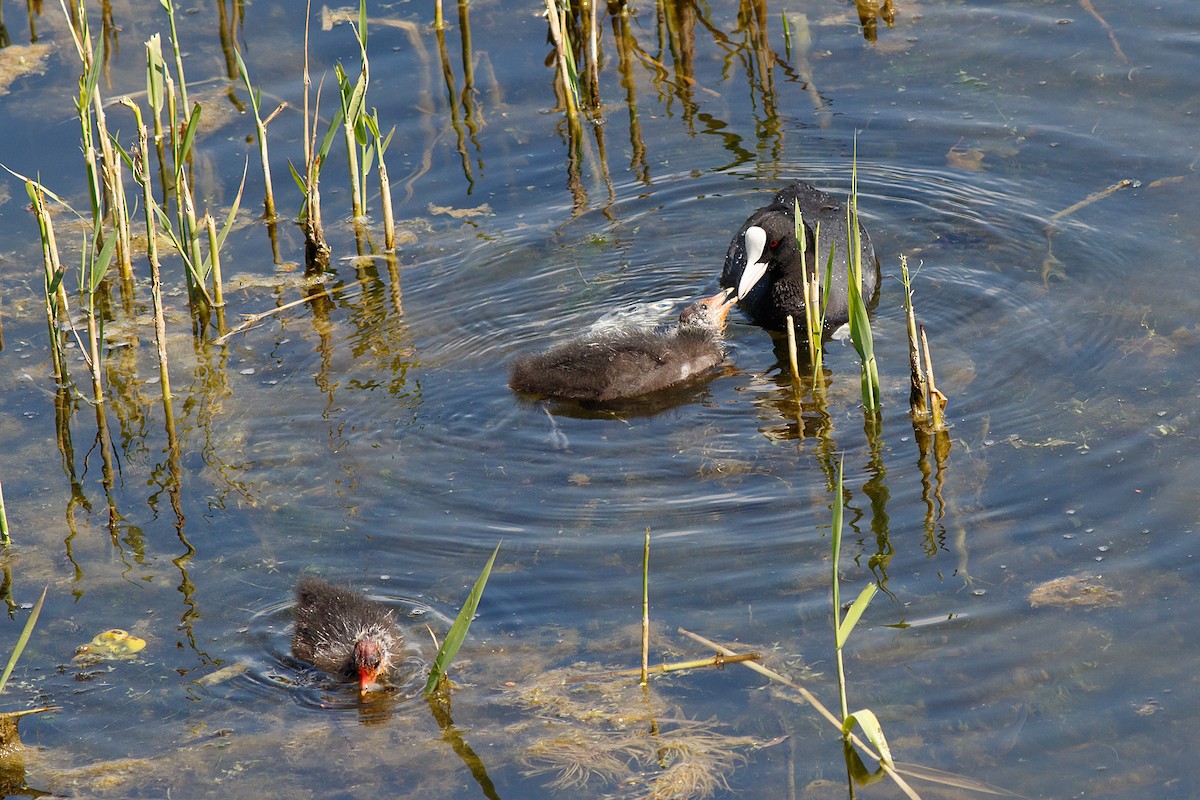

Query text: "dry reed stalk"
[920, 325, 947, 430]
[379, 156, 396, 251]
[0, 481, 8, 545]
[678, 628, 923, 800]
[785, 314, 801, 382]
[900, 255, 928, 416]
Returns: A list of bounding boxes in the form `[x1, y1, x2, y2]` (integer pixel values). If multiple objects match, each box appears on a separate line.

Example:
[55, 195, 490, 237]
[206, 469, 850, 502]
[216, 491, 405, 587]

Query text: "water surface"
[0, 0, 1197, 797]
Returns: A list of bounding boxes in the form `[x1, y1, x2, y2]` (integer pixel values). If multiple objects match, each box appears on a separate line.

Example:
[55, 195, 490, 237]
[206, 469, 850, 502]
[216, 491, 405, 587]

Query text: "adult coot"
[292, 576, 403, 693]
[718, 181, 879, 335]
[509, 290, 736, 402]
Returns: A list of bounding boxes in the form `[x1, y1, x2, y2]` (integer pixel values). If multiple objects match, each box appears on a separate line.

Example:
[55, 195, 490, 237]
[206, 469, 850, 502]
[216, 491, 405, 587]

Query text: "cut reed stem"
[0, 480, 9, 546]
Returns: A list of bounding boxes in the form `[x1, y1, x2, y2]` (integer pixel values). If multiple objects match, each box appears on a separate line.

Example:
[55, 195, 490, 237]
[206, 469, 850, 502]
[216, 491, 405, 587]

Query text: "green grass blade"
[0, 587, 47, 693]
[424, 542, 501, 696]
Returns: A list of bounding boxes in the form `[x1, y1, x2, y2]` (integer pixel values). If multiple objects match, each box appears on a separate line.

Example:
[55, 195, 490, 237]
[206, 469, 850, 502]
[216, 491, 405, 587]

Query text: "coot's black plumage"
[292, 576, 403, 693]
[509, 291, 736, 402]
[718, 181, 880, 335]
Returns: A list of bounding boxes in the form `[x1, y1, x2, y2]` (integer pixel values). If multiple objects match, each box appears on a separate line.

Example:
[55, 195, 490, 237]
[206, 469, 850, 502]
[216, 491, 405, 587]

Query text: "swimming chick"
[508, 290, 736, 402]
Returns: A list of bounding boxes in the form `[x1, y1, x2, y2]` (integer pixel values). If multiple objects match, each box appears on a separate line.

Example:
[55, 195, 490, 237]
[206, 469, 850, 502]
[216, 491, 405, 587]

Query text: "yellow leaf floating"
[73, 629, 147, 665]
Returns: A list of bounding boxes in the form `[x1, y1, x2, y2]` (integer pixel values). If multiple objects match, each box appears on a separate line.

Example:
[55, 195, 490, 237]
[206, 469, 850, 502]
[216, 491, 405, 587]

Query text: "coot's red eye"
[769, 239, 780, 248]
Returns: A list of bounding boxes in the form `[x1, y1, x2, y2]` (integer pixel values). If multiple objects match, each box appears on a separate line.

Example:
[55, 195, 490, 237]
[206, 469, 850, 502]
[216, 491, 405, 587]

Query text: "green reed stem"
[234, 47, 279, 219]
[365, 111, 397, 250]
[830, 458, 879, 731]
[640, 526, 650, 688]
[116, 99, 175, 417]
[298, 0, 331, 270]
[159, 0, 190, 110]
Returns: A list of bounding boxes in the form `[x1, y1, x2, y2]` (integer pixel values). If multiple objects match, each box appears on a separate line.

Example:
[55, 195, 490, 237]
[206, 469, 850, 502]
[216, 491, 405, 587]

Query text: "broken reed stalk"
[379, 142, 396, 250]
[900, 255, 947, 430]
[785, 314, 801, 382]
[211, 277, 371, 345]
[920, 325, 947, 430]
[565, 652, 762, 683]
[679, 628, 922, 800]
[640, 526, 650, 688]
[900, 254, 927, 416]
[0, 481, 8, 545]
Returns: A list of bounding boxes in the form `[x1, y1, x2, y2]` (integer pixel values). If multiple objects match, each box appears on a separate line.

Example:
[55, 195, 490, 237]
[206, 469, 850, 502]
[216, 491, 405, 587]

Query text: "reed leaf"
[836, 582, 877, 649]
[87, 227, 118, 295]
[200, 161, 248, 277]
[843, 708, 894, 769]
[424, 541, 501, 696]
[178, 103, 202, 171]
[0, 587, 47, 694]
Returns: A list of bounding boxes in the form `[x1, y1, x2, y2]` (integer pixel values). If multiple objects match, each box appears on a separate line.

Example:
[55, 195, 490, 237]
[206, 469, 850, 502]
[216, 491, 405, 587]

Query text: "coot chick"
[509, 290, 736, 402]
[292, 576, 403, 693]
[717, 181, 880, 335]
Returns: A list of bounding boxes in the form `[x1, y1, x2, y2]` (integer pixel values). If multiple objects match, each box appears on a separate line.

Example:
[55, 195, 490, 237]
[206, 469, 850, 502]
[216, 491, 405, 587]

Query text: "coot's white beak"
[735, 225, 769, 300]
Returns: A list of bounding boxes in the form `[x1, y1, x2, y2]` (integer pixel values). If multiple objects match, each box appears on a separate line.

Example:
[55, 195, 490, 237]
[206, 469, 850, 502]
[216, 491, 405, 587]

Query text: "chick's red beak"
[358, 665, 380, 692]
[354, 638, 384, 693]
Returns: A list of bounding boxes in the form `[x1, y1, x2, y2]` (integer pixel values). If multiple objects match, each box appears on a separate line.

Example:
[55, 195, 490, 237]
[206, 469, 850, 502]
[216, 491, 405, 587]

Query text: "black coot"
[718, 181, 879, 335]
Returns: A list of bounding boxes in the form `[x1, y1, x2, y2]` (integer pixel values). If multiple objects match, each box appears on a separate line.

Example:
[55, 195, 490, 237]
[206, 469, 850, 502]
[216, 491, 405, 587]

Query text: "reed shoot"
[234, 48, 281, 219]
[845, 146, 880, 410]
[425, 542, 501, 695]
[829, 457, 898, 786]
[0, 588, 47, 692]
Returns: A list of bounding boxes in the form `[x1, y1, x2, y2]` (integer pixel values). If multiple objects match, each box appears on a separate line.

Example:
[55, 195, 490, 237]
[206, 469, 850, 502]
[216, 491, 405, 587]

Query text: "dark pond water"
[0, 0, 1198, 797]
